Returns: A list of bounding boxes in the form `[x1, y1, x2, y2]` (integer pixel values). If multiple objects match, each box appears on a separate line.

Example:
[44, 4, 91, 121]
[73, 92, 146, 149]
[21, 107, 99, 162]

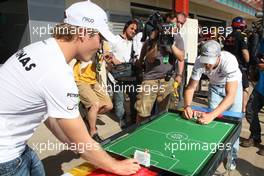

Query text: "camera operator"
[165, 12, 186, 108]
[135, 12, 184, 123]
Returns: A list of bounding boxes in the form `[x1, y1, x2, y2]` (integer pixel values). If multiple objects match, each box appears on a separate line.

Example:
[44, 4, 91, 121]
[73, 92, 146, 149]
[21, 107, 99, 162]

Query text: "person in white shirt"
[0, 1, 140, 176]
[109, 20, 139, 127]
[183, 40, 242, 170]
[111, 20, 138, 64]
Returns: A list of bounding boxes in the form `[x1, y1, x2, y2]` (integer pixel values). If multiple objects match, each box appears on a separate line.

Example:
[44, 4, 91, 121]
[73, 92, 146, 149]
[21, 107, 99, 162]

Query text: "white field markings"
[121, 146, 180, 171]
[144, 127, 168, 135]
[143, 114, 235, 176]
[105, 114, 233, 174]
[144, 128, 189, 142]
[151, 160, 159, 166]
[105, 114, 170, 150]
[189, 123, 235, 176]
[174, 117, 218, 128]
[149, 150, 165, 156]
[166, 132, 189, 141]
[120, 146, 160, 166]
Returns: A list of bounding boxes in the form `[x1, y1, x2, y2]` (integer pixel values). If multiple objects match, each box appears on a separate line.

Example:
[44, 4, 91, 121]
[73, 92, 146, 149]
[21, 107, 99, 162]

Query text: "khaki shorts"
[77, 82, 112, 108]
[135, 78, 174, 117]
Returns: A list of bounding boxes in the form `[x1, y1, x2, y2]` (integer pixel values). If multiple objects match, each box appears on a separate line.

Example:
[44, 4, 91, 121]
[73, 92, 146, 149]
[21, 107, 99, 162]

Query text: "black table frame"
[102, 109, 242, 176]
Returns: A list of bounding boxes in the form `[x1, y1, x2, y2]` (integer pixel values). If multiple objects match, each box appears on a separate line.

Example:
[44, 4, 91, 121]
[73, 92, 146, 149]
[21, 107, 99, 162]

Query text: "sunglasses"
[99, 33, 106, 42]
[86, 29, 107, 43]
[86, 29, 99, 36]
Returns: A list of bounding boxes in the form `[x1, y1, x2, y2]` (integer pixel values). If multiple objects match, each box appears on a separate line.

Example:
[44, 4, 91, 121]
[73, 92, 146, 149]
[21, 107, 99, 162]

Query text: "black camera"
[141, 12, 176, 47]
[158, 23, 175, 47]
[165, 69, 174, 82]
[141, 12, 163, 42]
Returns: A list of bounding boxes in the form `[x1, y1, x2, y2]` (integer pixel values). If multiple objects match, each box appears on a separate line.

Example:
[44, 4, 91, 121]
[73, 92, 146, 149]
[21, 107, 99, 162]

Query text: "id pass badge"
[163, 55, 169, 64]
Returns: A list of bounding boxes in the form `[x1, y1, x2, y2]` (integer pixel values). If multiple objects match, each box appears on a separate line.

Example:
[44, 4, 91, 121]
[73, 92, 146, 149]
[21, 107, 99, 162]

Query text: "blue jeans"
[176, 72, 186, 109]
[208, 83, 243, 113]
[0, 146, 45, 176]
[208, 83, 243, 161]
[113, 90, 125, 120]
[113, 81, 138, 122]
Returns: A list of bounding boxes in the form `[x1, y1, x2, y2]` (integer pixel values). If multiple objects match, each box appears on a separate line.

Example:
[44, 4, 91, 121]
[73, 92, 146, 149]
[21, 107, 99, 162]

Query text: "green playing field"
[104, 112, 235, 176]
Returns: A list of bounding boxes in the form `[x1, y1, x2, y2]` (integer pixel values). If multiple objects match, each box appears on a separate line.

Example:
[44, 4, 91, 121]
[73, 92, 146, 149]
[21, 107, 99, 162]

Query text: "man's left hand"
[175, 75, 182, 84]
[197, 113, 214, 125]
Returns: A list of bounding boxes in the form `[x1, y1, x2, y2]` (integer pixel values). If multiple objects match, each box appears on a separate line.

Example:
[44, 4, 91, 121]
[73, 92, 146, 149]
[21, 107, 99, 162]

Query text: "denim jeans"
[113, 90, 125, 120]
[246, 89, 264, 143]
[0, 145, 45, 176]
[208, 82, 243, 161]
[208, 83, 243, 113]
[176, 72, 186, 109]
[113, 81, 138, 122]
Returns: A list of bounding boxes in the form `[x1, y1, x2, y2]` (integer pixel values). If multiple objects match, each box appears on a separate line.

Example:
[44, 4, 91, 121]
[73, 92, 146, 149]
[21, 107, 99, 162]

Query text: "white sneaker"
[225, 160, 236, 171]
[119, 119, 126, 128]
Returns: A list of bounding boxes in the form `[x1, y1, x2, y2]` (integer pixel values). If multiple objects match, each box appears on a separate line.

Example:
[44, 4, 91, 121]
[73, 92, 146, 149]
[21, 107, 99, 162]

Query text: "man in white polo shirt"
[0, 1, 140, 175]
[183, 40, 243, 170]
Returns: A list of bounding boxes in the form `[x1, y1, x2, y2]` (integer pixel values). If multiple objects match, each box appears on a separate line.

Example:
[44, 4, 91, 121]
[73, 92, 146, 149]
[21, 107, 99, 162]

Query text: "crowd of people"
[0, 0, 263, 175]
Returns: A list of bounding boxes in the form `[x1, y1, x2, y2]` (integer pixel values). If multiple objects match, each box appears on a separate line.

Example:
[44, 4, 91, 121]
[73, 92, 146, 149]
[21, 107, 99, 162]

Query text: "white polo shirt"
[0, 38, 80, 162]
[111, 35, 133, 63]
[191, 51, 242, 85]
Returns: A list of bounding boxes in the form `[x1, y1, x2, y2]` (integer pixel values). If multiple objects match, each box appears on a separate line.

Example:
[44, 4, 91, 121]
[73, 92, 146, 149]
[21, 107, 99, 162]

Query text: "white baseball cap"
[200, 40, 221, 65]
[64, 0, 117, 43]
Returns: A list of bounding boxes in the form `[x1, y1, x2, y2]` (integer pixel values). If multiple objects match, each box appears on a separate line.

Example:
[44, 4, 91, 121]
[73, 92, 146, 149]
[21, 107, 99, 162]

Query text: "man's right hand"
[113, 158, 140, 175]
[56, 117, 140, 176]
[183, 106, 193, 119]
[103, 52, 114, 63]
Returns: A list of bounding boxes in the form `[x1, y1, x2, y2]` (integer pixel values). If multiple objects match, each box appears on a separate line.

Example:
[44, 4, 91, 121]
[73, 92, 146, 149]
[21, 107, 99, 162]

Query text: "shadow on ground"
[105, 111, 118, 122]
[236, 158, 264, 176]
[42, 150, 79, 176]
[240, 136, 249, 143]
[193, 96, 208, 105]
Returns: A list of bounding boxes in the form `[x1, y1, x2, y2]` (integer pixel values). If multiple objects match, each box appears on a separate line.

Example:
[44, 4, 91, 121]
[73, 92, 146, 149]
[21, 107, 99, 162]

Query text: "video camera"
[141, 12, 176, 47]
[254, 12, 264, 38]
